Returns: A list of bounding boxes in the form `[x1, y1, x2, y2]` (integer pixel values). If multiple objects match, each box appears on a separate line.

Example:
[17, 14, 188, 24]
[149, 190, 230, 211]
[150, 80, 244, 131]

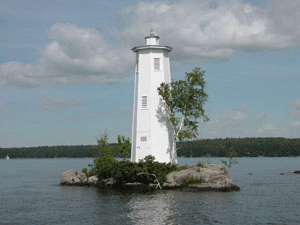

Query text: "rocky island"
[60, 162, 240, 192]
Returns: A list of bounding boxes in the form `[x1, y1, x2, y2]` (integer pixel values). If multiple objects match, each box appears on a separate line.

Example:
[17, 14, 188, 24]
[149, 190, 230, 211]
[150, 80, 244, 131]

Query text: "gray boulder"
[77, 173, 88, 185]
[72, 176, 82, 186]
[87, 176, 99, 186]
[163, 162, 240, 191]
[60, 170, 78, 185]
[78, 173, 88, 185]
[60, 170, 99, 186]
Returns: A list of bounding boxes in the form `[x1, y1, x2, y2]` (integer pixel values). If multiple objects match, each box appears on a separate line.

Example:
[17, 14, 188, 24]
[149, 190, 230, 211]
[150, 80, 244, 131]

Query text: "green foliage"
[177, 165, 188, 170]
[93, 133, 116, 179]
[221, 138, 239, 170]
[0, 145, 98, 159]
[221, 151, 238, 170]
[117, 135, 131, 159]
[175, 137, 300, 158]
[96, 132, 114, 159]
[110, 160, 142, 184]
[137, 155, 178, 184]
[196, 162, 204, 167]
[91, 133, 178, 186]
[2, 137, 300, 159]
[182, 176, 203, 187]
[158, 67, 209, 164]
[93, 153, 178, 185]
[82, 168, 92, 177]
[82, 168, 88, 174]
[158, 67, 209, 142]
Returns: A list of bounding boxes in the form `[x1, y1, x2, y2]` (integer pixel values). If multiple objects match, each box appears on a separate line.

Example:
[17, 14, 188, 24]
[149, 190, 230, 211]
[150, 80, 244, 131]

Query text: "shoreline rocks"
[60, 170, 99, 186]
[163, 162, 240, 191]
[60, 162, 240, 192]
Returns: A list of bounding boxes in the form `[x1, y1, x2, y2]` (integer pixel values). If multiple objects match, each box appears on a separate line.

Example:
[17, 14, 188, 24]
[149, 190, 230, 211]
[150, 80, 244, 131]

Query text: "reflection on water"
[121, 190, 239, 225]
[126, 191, 177, 225]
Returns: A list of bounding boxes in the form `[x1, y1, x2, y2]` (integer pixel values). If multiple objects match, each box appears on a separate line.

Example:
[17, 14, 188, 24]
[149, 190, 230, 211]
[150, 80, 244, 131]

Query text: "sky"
[0, 0, 300, 148]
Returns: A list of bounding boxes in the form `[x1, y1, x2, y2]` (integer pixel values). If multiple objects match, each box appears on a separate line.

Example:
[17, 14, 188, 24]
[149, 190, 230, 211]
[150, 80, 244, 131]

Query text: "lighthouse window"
[142, 96, 147, 109]
[141, 136, 147, 142]
[154, 58, 160, 70]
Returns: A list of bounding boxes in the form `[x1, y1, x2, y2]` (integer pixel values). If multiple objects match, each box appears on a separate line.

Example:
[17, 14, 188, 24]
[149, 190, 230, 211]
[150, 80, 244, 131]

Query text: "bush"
[182, 176, 203, 187]
[93, 154, 178, 185]
[91, 133, 179, 186]
[196, 162, 204, 167]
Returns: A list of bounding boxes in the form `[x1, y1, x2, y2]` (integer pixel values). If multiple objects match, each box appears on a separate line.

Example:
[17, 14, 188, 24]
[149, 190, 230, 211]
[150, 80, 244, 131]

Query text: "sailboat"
[6, 155, 9, 160]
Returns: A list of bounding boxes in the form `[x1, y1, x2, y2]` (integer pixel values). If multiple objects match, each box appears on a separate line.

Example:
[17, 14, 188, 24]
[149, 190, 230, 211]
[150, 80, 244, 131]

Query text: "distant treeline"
[0, 145, 98, 159]
[1, 138, 300, 159]
[177, 137, 300, 157]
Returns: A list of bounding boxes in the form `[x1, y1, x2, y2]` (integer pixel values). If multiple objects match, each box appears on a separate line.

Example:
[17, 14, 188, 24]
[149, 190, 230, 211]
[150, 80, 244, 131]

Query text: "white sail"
[6, 155, 9, 160]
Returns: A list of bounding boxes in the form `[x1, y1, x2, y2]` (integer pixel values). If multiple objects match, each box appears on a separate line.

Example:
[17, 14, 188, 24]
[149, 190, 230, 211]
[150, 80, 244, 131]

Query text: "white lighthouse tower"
[131, 30, 174, 164]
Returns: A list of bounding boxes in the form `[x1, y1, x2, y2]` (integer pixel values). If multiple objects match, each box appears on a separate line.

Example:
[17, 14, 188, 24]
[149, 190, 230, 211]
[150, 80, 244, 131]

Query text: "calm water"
[0, 157, 299, 225]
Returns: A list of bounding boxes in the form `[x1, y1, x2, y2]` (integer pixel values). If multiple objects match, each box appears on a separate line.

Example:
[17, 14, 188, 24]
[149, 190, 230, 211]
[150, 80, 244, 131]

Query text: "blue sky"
[1, 0, 300, 147]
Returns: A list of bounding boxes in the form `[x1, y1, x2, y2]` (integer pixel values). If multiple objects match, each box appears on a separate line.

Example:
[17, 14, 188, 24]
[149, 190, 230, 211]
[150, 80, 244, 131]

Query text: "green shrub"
[182, 176, 203, 187]
[91, 133, 179, 186]
[92, 133, 116, 180]
[93, 154, 178, 185]
[177, 165, 187, 170]
[196, 162, 204, 167]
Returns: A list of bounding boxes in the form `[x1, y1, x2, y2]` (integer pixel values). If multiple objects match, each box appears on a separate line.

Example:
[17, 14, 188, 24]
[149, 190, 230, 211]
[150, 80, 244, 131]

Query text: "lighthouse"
[131, 30, 174, 163]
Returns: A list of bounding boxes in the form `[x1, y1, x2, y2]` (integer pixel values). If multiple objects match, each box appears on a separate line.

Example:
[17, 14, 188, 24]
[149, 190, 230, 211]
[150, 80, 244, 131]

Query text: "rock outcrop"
[60, 170, 78, 185]
[60, 162, 240, 192]
[60, 170, 98, 186]
[294, 170, 300, 174]
[163, 162, 240, 191]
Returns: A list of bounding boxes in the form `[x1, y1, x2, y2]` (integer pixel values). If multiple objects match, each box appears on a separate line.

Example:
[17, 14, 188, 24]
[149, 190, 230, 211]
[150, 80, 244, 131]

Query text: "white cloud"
[267, 0, 300, 48]
[116, 0, 300, 64]
[258, 123, 278, 133]
[290, 98, 300, 120]
[291, 98, 300, 109]
[289, 121, 300, 128]
[37, 94, 86, 111]
[1, 0, 300, 87]
[258, 122, 300, 138]
[258, 98, 300, 137]
[204, 105, 300, 138]
[206, 107, 265, 138]
[258, 123, 287, 137]
[0, 23, 133, 87]
[206, 99, 300, 138]
[290, 109, 300, 121]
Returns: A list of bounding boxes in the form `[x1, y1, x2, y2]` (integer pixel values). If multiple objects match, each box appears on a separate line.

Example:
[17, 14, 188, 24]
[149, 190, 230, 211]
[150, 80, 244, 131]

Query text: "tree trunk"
[171, 135, 178, 164]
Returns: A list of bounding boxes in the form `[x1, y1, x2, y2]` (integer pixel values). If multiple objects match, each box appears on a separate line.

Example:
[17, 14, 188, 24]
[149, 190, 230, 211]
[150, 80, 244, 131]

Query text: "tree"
[221, 138, 238, 170]
[117, 135, 131, 159]
[93, 132, 116, 179]
[157, 67, 209, 164]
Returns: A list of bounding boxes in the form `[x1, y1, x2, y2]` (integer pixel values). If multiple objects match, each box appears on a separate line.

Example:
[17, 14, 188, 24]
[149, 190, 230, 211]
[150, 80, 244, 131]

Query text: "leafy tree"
[221, 139, 238, 170]
[117, 135, 131, 159]
[157, 67, 209, 164]
[93, 132, 116, 179]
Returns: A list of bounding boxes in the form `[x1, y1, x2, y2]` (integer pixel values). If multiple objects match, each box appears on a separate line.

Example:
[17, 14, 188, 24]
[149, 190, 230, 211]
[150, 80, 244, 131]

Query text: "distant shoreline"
[1, 137, 300, 158]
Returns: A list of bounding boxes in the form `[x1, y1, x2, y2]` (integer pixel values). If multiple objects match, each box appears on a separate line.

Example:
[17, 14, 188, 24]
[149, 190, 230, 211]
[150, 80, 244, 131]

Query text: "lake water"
[0, 157, 299, 225]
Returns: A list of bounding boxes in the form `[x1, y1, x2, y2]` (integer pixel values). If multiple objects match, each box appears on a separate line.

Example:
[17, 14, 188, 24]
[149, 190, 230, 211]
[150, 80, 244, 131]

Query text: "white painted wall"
[131, 33, 174, 163]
